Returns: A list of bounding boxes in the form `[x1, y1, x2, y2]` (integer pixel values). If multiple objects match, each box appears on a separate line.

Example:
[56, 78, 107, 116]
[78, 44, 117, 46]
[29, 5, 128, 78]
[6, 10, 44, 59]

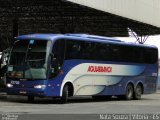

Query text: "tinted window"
[65, 39, 158, 64]
[52, 40, 65, 65]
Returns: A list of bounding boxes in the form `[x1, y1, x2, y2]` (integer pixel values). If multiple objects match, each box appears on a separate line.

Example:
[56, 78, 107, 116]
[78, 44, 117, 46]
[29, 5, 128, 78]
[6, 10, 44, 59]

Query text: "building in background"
[0, 0, 160, 51]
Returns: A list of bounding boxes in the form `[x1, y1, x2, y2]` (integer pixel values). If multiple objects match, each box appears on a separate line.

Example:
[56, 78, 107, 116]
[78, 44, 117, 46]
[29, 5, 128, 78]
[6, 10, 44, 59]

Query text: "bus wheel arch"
[65, 82, 74, 97]
[134, 82, 143, 100]
[60, 82, 74, 104]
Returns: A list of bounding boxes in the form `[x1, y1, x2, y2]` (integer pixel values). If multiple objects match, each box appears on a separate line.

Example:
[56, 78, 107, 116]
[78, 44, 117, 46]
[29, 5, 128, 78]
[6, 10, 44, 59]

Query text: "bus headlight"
[7, 83, 13, 88]
[34, 85, 46, 89]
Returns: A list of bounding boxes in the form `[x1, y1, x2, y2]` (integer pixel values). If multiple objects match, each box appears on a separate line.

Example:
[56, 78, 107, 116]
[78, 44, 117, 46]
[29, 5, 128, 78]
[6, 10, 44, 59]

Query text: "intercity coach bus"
[6, 34, 158, 103]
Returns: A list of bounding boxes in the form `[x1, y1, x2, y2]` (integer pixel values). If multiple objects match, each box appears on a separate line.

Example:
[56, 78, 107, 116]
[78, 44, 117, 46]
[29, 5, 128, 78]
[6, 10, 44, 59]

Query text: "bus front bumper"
[7, 88, 47, 97]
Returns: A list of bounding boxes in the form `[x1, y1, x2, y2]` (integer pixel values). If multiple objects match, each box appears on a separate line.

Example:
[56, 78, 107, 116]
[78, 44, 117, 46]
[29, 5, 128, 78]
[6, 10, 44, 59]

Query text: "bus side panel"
[33, 63, 158, 97]
[60, 60, 146, 96]
[95, 76, 145, 96]
[45, 76, 64, 97]
[96, 64, 158, 96]
[143, 63, 158, 94]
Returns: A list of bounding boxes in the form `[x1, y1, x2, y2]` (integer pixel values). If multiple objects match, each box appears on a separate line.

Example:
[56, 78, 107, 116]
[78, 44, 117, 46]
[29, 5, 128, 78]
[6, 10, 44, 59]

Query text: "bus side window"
[81, 42, 93, 60]
[49, 40, 65, 78]
[65, 40, 82, 60]
[144, 48, 158, 64]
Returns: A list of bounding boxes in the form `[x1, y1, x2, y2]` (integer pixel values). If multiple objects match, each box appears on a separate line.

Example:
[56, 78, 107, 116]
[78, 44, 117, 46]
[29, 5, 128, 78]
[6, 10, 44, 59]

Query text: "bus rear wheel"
[125, 84, 134, 100]
[134, 84, 143, 100]
[60, 85, 69, 104]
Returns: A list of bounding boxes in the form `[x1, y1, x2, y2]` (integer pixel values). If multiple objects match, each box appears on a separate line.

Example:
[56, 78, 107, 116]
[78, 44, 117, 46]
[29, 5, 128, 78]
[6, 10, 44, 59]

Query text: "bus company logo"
[87, 65, 112, 73]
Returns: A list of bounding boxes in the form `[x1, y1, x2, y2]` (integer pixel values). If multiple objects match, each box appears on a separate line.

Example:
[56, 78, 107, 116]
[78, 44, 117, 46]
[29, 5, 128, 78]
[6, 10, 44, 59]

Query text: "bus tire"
[125, 84, 134, 100]
[28, 96, 34, 103]
[134, 84, 143, 100]
[60, 85, 69, 104]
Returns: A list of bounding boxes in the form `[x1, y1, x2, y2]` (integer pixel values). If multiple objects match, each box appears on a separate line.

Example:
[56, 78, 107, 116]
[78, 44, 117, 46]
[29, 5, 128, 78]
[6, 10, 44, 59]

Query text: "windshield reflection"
[7, 40, 49, 80]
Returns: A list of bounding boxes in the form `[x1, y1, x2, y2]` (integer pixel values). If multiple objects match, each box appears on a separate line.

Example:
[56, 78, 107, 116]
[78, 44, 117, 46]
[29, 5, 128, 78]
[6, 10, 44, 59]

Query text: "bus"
[6, 34, 158, 103]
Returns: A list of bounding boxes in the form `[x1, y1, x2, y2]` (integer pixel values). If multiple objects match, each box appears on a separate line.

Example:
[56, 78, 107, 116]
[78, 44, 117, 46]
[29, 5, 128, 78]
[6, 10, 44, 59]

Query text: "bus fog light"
[34, 85, 46, 89]
[7, 84, 13, 88]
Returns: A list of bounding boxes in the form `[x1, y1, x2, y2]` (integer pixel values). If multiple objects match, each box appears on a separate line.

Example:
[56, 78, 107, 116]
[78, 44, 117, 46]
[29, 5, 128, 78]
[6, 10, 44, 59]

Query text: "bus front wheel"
[60, 85, 69, 104]
[134, 84, 143, 100]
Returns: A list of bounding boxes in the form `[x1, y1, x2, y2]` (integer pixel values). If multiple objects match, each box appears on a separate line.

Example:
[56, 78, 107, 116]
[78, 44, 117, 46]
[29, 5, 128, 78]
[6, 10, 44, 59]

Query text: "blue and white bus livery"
[6, 34, 158, 103]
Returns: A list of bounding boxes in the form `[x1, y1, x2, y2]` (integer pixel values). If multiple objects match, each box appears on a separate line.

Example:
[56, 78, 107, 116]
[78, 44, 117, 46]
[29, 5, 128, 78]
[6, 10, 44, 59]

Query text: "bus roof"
[15, 34, 61, 40]
[16, 33, 121, 41]
[15, 34, 157, 49]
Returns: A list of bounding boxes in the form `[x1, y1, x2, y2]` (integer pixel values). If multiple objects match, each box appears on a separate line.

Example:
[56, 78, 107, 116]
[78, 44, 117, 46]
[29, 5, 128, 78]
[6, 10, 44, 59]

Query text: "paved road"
[0, 92, 160, 120]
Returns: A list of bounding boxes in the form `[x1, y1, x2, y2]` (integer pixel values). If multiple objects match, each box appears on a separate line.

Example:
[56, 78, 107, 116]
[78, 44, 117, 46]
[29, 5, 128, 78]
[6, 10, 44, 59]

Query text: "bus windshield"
[7, 40, 50, 80]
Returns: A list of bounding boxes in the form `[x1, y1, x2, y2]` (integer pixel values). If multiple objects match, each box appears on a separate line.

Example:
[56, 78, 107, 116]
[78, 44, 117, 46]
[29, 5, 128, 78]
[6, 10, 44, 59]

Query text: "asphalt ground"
[0, 91, 160, 120]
